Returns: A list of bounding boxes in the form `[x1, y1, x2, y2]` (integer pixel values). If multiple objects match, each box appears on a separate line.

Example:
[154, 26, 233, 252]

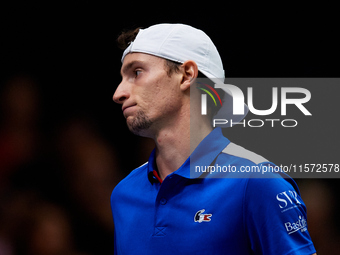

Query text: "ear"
[180, 60, 198, 92]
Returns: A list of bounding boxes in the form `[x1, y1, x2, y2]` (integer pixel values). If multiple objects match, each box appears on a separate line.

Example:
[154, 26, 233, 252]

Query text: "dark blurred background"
[0, 2, 339, 254]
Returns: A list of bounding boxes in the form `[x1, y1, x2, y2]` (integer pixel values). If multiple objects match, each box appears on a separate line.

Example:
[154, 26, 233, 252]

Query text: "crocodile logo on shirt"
[194, 209, 212, 223]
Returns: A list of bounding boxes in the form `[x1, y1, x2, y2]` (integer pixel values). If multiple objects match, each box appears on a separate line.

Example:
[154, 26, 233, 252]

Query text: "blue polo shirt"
[111, 128, 316, 254]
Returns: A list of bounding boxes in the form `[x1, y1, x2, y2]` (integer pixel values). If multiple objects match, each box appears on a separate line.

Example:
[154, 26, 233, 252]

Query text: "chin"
[126, 113, 153, 137]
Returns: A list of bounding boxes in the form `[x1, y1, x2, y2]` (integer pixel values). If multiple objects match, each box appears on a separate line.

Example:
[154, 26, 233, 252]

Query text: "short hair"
[117, 28, 182, 77]
[117, 27, 141, 50]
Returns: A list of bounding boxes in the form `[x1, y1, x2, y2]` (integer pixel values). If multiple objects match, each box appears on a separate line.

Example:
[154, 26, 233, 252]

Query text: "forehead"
[120, 53, 166, 75]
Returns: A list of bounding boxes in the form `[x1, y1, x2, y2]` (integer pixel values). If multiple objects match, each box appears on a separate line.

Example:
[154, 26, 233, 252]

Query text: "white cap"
[121, 23, 248, 127]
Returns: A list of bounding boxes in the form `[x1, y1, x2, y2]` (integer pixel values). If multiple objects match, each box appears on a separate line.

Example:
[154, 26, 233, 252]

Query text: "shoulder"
[216, 140, 299, 191]
[220, 141, 268, 165]
[111, 162, 149, 197]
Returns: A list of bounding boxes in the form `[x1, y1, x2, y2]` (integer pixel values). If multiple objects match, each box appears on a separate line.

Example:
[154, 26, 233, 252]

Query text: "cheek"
[155, 87, 182, 116]
[136, 71, 181, 113]
[154, 76, 180, 104]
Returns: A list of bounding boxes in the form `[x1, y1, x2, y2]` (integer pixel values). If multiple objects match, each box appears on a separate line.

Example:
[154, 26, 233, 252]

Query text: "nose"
[113, 81, 129, 104]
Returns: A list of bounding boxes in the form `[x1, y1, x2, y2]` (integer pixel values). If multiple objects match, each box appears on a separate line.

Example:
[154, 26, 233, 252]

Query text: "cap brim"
[198, 70, 249, 128]
[213, 92, 249, 128]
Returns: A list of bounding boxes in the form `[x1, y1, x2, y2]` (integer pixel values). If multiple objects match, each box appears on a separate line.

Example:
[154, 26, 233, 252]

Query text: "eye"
[135, 69, 142, 77]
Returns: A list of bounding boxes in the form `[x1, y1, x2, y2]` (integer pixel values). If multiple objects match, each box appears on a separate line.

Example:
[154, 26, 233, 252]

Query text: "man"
[111, 23, 316, 254]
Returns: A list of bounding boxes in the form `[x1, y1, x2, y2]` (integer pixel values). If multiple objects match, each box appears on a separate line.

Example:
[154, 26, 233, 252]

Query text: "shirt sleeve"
[244, 168, 316, 255]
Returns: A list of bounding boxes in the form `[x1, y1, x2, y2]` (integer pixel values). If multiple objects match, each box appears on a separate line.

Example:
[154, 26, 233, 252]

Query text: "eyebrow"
[120, 60, 145, 76]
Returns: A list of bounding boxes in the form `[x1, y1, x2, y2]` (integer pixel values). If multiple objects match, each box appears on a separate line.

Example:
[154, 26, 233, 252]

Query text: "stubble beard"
[127, 109, 153, 136]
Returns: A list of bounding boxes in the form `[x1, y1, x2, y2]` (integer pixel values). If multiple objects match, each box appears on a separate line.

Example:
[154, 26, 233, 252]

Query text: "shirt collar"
[147, 149, 158, 184]
[147, 127, 230, 183]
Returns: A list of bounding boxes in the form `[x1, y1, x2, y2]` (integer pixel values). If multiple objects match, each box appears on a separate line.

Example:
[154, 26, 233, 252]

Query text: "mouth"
[122, 104, 137, 116]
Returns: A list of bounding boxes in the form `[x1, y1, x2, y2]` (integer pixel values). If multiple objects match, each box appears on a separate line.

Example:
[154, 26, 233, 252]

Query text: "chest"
[113, 177, 250, 254]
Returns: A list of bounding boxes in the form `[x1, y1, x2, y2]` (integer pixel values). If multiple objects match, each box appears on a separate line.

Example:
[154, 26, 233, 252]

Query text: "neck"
[153, 107, 212, 180]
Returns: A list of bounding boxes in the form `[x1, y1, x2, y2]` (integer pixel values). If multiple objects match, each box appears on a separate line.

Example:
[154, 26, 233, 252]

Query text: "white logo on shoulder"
[276, 190, 302, 213]
[194, 209, 212, 223]
[284, 215, 307, 235]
